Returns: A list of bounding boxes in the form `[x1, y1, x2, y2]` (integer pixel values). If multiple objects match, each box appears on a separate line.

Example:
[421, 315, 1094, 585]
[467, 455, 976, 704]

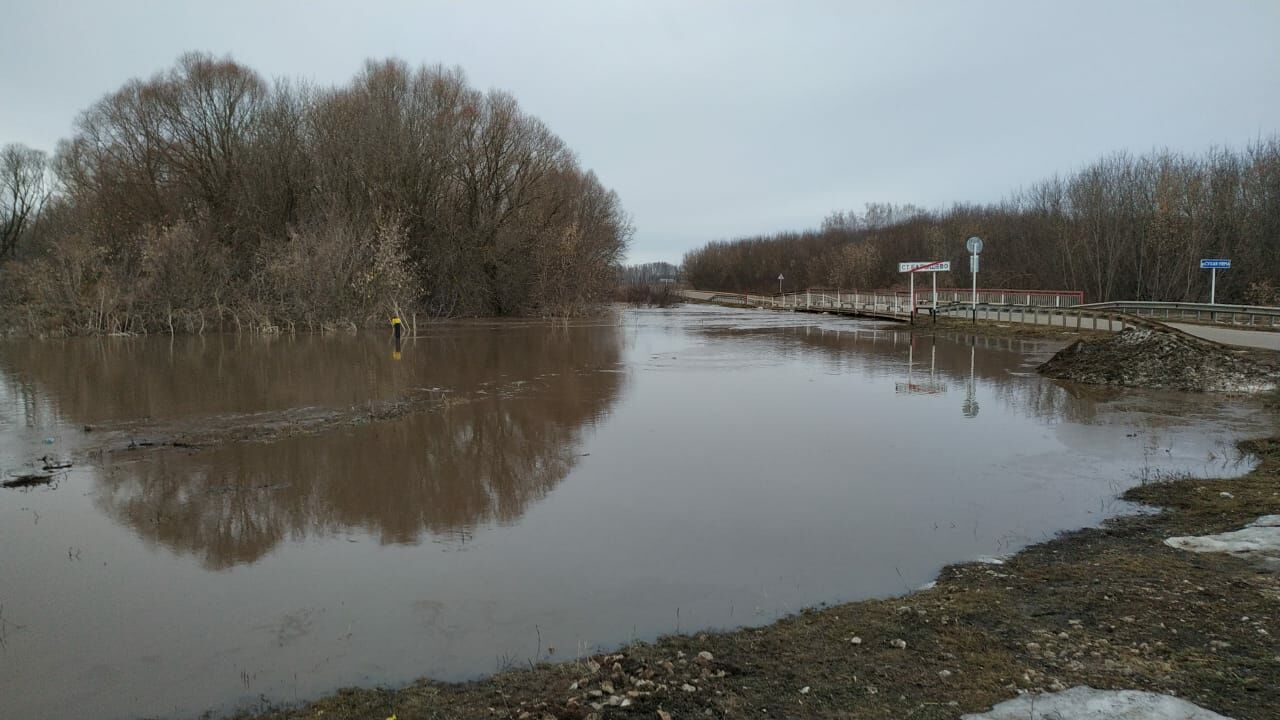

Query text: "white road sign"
[898, 260, 951, 273]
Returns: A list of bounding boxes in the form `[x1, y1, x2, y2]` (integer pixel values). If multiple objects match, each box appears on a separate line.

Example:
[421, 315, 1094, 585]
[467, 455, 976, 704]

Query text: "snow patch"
[961, 686, 1233, 720]
[1165, 515, 1280, 564]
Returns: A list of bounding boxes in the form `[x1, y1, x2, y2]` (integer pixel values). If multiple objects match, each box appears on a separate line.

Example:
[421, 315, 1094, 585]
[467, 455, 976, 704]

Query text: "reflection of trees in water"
[697, 324, 1103, 423]
[3, 323, 623, 569]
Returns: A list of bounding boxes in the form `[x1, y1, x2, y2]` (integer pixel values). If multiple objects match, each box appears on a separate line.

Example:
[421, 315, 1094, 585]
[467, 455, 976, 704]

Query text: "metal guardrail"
[1077, 301, 1280, 328]
[781, 288, 1085, 308]
[702, 290, 1097, 323]
[684, 289, 1280, 341]
[935, 303, 1137, 333]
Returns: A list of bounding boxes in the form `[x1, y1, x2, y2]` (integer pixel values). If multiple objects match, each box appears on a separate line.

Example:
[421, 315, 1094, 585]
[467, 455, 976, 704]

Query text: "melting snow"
[962, 686, 1233, 720]
[1165, 515, 1280, 565]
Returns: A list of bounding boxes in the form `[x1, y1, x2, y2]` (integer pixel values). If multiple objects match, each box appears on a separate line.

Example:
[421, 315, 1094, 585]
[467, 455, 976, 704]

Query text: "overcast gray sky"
[2, 1, 1277, 263]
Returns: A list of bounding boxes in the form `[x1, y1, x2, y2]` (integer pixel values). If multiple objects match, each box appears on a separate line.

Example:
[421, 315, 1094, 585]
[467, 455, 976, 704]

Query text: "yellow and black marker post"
[391, 316, 403, 357]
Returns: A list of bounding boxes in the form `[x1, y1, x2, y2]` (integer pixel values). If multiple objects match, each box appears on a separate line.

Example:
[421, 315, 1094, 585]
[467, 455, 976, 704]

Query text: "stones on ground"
[657, 711, 672, 720]
[960, 685, 1235, 719]
[889, 638, 907, 649]
[849, 636, 862, 645]
[799, 686, 810, 695]
[555, 651, 739, 718]
[938, 669, 953, 679]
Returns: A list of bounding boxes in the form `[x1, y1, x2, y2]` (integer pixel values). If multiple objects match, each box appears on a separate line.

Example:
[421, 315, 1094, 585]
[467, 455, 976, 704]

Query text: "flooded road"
[0, 306, 1271, 719]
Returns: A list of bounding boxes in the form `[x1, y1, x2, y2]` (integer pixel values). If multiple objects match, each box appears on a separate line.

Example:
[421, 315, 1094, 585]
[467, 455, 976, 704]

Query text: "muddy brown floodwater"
[0, 306, 1272, 719]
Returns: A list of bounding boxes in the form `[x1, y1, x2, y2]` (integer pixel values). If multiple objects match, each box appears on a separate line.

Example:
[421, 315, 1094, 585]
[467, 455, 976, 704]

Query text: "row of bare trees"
[0, 53, 631, 335]
[684, 141, 1280, 304]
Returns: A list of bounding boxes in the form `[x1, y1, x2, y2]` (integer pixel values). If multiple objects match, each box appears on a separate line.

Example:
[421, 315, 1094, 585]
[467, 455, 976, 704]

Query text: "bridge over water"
[678, 289, 1280, 351]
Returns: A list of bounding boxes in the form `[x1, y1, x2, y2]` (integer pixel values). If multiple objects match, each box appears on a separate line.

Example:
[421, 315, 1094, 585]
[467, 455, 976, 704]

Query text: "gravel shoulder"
[1039, 327, 1280, 392]
[237, 437, 1280, 720]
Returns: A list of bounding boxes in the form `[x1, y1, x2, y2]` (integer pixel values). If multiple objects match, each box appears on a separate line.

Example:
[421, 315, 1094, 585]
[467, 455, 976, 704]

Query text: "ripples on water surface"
[0, 305, 1271, 718]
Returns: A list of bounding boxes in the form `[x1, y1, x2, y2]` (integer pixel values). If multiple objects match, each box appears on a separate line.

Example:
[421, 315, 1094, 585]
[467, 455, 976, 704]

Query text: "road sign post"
[1200, 259, 1230, 304]
[898, 261, 951, 323]
[966, 237, 983, 324]
[777, 273, 784, 295]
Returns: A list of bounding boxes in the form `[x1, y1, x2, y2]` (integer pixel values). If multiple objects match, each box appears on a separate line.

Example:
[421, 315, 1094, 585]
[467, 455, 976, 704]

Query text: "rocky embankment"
[1039, 327, 1280, 392]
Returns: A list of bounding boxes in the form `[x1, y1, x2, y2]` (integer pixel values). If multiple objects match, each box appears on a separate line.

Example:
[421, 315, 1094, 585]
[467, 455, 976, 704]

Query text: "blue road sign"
[1200, 259, 1231, 269]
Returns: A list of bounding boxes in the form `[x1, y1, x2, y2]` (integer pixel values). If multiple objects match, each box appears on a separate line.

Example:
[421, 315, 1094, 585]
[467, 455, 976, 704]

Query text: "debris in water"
[41, 456, 72, 471]
[3, 473, 55, 489]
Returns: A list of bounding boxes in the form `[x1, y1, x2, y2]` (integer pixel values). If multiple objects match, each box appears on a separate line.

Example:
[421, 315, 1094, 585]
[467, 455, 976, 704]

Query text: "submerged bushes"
[0, 53, 630, 335]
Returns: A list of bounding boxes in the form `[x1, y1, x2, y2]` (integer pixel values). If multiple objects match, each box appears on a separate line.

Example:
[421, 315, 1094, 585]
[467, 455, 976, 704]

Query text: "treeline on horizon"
[683, 139, 1280, 305]
[0, 53, 630, 335]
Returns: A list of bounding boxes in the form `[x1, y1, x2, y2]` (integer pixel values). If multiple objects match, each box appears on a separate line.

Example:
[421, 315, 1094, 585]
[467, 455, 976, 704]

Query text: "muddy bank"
[1039, 327, 1280, 392]
[235, 437, 1280, 720]
[76, 388, 458, 455]
[72, 375, 550, 458]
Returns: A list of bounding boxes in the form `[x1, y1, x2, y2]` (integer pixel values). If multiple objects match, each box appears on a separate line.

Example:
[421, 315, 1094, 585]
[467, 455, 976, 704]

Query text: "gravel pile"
[1038, 327, 1279, 392]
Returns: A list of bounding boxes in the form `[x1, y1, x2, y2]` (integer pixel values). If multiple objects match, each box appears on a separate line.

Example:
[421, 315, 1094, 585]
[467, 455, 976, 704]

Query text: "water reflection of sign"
[896, 381, 945, 395]
[962, 343, 979, 418]
[896, 340, 947, 395]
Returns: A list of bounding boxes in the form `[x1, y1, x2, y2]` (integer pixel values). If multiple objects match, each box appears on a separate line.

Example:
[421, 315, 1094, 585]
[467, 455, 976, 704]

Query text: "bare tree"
[1, 54, 631, 334]
[0, 144, 49, 261]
